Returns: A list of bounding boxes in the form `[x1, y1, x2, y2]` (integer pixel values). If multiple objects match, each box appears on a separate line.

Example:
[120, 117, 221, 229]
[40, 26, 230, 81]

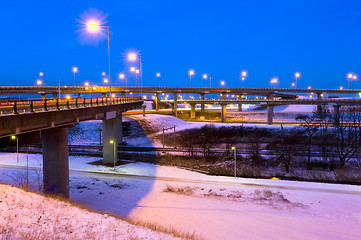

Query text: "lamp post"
[347, 73, 353, 89]
[270, 78, 278, 87]
[73, 67, 78, 86]
[128, 53, 143, 97]
[156, 72, 161, 87]
[295, 72, 300, 88]
[189, 70, 194, 87]
[119, 73, 126, 87]
[231, 146, 236, 178]
[241, 71, 247, 88]
[11, 135, 19, 163]
[88, 23, 112, 102]
[110, 140, 116, 170]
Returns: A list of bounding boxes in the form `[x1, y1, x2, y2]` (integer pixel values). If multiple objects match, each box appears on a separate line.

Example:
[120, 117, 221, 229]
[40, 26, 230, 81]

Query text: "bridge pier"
[333, 105, 340, 127]
[42, 127, 69, 198]
[52, 93, 58, 99]
[174, 93, 178, 118]
[155, 93, 159, 111]
[121, 92, 125, 97]
[190, 103, 196, 118]
[237, 95, 242, 111]
[317, 93, 323, 113]
[102, 114, 122, 164]
[200, 93, 205, 111]
[221, 104, 227, 123]
[267, 105, 274, 125]
[222, 94, 226, 100]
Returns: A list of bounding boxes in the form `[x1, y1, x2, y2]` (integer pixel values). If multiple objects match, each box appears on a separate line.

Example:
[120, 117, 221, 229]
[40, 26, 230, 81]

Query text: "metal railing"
[0, 96, 142, 115]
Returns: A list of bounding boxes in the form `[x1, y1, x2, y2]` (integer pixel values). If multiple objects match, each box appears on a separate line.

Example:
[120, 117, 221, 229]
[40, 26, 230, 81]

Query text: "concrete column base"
[333, 105, 340, 127]
[102, 118, 118, 164]
[42, 127, 69, 198]
[174, 93, 178, 118]
[190, 104, 196, 118]
[267, 105, 274, 125]
[221, 104, 227, 123]
[200, 93, 205, 111]
[155, 93, 159, 111]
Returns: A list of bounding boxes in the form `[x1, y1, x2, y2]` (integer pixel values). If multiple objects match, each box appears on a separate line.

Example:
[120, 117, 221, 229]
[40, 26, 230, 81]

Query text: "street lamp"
[128, 53, 143, 97]
[110, 140, 116, 170]
[11, 135, 19, 163]
[352, 75, 357, 90]
[39, 72, 44, 77]
[231, 146, 236, 178]
[156, 72, 161, 86]
[88, 23, 112, 101]
[241, 71, 247, 87]
[36, 80, 42, 85]
[220, 80, 225, 86]
[202, 73, 211, 88]
[189, 70, 194, 87]
[294, 72, 300, 88]
[119, 73, 126, 87]
[270, 78, 278, 86]
[347, 73, 353, 89]
[72, 67, 78, 86]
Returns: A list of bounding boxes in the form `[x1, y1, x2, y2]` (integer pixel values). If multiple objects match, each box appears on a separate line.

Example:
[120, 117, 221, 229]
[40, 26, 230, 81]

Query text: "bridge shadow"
[68, 116, 158, 218]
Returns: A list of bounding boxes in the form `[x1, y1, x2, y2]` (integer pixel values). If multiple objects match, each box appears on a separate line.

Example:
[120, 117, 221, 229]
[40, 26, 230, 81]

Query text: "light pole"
[241, 71, 247, 88]
[270, 77, 278, 87]
[156, 73, 161, 87]
[189, 70, 194, 87]
[347, 73, 353, 89]
[203, 74, 210, 88]
[88, 23, 112, 102]
[231, 146, 236, 178]
[11, 135, 19, 163]
[128, 53, 143, 97]
[73, 67, 78, 86]
[119, 73, 126, 87]
[110, 140, 116, 170]
[294, 72, 300, 88]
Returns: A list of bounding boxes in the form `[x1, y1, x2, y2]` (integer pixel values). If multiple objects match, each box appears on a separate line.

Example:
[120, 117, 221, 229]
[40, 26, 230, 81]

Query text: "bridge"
[0, 96, 143, 198]
[161, 97, 361, 125]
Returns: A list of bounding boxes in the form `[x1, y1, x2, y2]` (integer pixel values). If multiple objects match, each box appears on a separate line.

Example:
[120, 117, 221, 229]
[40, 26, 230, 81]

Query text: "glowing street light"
[128, 53, 143, 97]
[156, 73, 161, 77]
[241, 71, 247, 87]
[11, 135, 19, 163]
[231, 146, 236, 178]
[270, 78, 278, 86]
[189, 70, 194, 87]
[292, 82, 295, 87]
[347, 73, 353, 89]
[202, 73, 211, 87]
[102, 72, 106, 76]
[156, 73, 161, 87]
[36, 80, 42, 85]
[119, 73, 127, 87]
[294, 72, 300, 88]
[72, 67, 78, 86]
[87, 22, 112, 101]
[220, 80, 225, 86]
[130, 67, 135, 72]
[39, 72, 44, 77]
[109, 140, 116, 170]
[340, 86, 343, 90]
[103, 78, 108, 84]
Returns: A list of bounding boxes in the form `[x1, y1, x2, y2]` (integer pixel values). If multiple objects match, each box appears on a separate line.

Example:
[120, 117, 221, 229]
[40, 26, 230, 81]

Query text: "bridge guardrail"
[0, 96, 142, 115]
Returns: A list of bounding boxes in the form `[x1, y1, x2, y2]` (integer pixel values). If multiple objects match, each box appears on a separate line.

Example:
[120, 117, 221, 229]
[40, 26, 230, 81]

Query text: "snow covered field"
[1, 153, 361, 240]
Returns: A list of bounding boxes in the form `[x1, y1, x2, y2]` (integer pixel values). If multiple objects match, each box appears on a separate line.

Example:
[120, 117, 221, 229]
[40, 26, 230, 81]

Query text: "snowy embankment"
[0, 183, 177, 240]
[0, 184, 179, 239]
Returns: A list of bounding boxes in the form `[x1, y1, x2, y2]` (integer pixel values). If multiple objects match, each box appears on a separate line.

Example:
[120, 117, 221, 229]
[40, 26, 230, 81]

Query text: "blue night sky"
[1, 0, 361, 89]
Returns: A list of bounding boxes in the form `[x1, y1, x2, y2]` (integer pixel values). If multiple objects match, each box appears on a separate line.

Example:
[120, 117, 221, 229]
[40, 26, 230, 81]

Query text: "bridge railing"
[0, 96, 142, 115]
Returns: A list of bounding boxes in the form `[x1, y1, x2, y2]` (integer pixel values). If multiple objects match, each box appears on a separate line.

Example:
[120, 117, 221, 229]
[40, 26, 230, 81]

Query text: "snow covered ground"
[1, 153, 361, 240]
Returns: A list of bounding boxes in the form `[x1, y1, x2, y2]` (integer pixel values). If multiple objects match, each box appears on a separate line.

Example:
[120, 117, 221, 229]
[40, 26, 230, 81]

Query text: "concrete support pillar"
[116, 113, 123, 144]
[317, 93, 323, 113]
[200, 93, 205, 111]
[190, 103, 196, 118]
[237, 95, 242, 111]
[221, 104, 227, 123]
[155, 93, 159, 111]
[102, 93, 107, 98]
[268, 93, 274, 99]
[333, 105, 340, 127]
[121, 92, 125, 97]
[42, 127, 69, 198]
[267, 105, 274, 125]
[52, 93, 58, 99]
[222, 94, 226, 100]
[174, 93, 178, 118]
[102, 118, 118, 164]
[40, 94, 46, 99]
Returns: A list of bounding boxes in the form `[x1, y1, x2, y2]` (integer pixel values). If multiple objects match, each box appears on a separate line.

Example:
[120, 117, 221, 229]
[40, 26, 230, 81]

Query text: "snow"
[1, 111, 361, 239]
[0, 183, 177, 240]
[1, 152, 361, 240]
